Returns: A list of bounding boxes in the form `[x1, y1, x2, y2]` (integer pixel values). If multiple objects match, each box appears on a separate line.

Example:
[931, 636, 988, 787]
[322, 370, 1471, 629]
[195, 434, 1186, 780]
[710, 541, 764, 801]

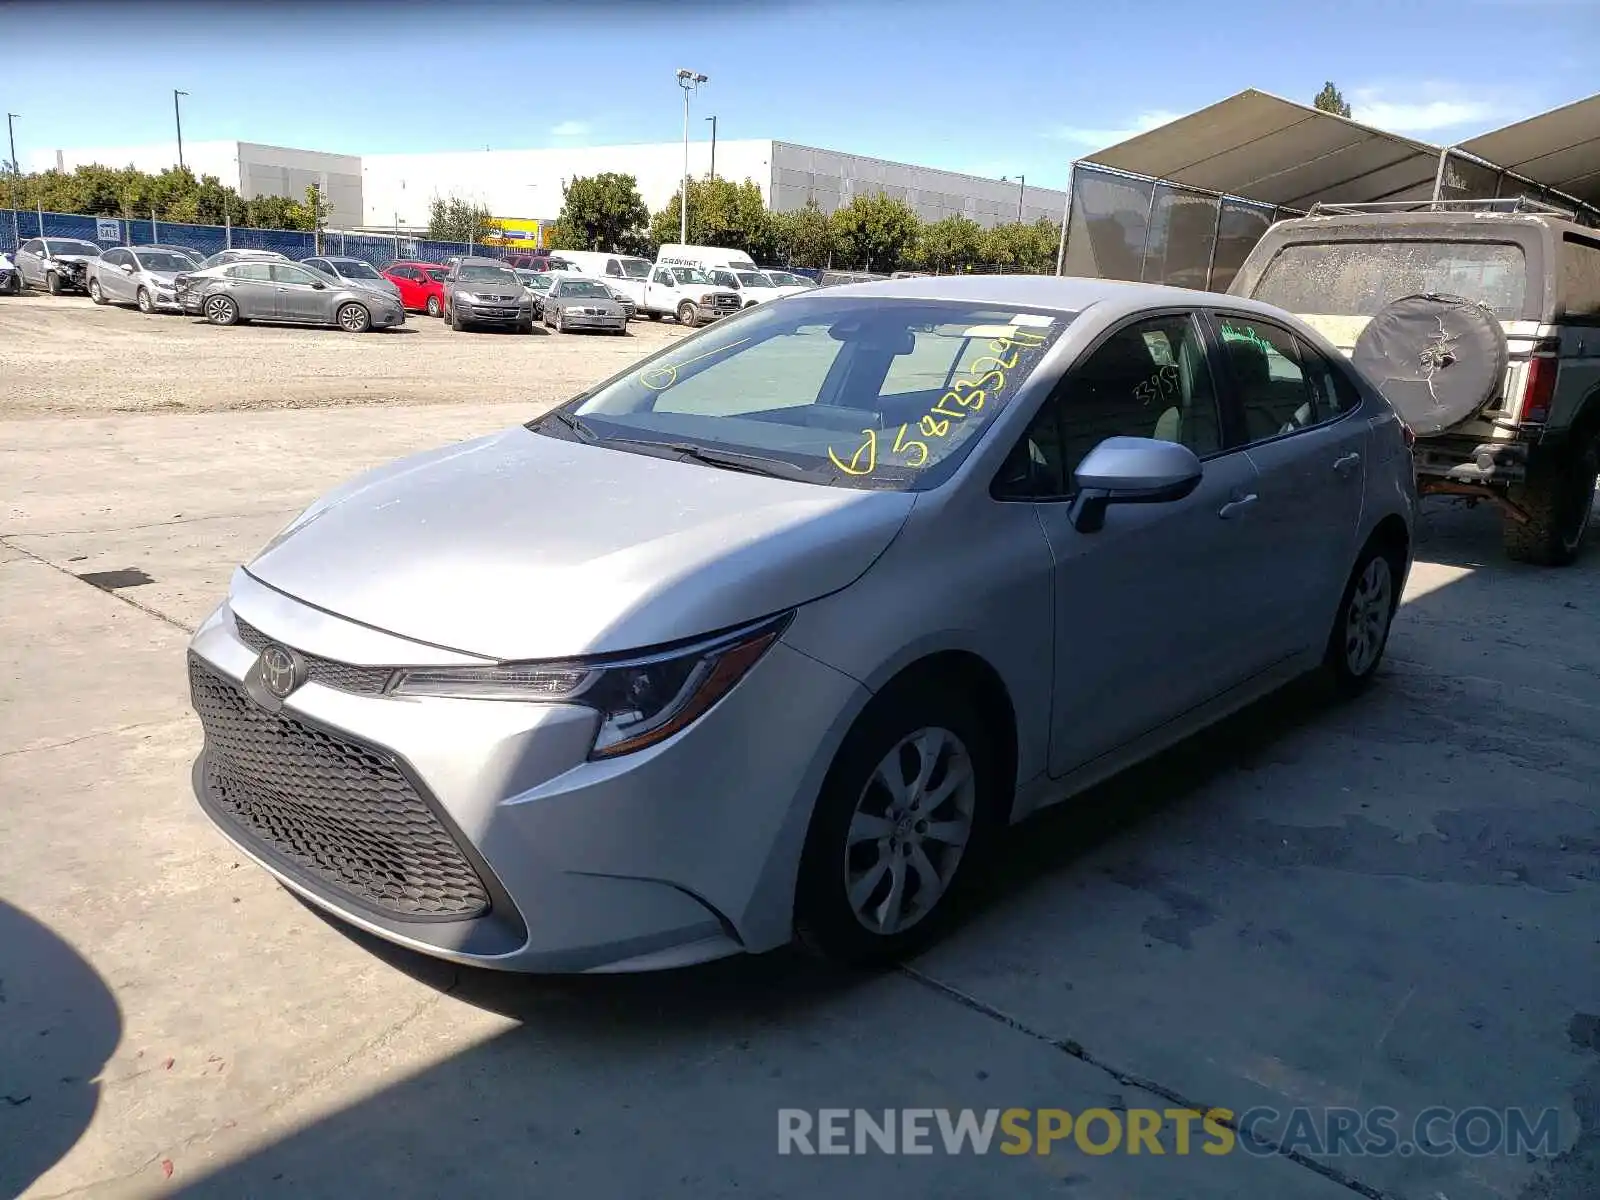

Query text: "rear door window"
[1252, 240, 1529, 319]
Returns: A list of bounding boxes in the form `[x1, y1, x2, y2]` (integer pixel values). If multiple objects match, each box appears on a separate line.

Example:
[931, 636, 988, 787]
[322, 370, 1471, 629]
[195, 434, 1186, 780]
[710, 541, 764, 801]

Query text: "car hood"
[245, 426, 914, 660]
[344, 276, 400, 295]
[50, 254, 98, 266]
[143, 269, 184, 285]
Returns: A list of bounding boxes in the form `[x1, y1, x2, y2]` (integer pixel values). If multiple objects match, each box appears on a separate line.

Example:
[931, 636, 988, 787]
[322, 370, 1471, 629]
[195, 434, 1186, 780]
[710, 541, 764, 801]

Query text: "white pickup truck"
[633, 262, 741, 326]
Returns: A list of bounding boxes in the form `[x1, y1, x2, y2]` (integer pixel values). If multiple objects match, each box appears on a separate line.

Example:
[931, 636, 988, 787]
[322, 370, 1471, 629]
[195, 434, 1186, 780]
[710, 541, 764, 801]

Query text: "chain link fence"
[0, 208, 512, 268]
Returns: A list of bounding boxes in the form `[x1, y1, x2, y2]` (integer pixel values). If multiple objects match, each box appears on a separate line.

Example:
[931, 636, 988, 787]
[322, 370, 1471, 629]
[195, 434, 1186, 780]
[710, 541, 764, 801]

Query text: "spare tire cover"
[1350, 293, 1508, 435]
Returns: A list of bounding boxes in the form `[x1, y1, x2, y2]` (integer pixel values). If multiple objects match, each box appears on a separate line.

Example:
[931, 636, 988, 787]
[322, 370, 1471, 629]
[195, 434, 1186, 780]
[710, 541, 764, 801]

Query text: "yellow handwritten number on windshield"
[828, 428, 879, 476]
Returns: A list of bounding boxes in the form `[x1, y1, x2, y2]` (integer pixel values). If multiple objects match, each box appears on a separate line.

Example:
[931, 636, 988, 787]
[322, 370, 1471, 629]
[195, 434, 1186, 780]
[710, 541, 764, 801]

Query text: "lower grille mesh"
[190, 658, 490, 920]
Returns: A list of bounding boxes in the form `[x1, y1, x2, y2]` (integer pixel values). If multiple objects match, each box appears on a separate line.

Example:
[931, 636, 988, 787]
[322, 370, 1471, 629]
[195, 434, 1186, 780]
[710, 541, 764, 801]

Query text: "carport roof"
[1459, 92, 1600, 207]
[1079, 88, 1446, 210]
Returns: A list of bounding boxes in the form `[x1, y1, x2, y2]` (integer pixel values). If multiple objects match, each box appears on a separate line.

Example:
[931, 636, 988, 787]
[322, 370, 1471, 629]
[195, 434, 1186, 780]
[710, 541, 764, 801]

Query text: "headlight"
[391, 613, 791, 759]
[700, 293, 716, 304]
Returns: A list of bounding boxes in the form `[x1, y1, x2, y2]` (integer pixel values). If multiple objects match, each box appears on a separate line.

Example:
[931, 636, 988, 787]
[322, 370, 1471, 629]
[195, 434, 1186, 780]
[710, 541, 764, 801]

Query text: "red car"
[382, 260, 450, 316]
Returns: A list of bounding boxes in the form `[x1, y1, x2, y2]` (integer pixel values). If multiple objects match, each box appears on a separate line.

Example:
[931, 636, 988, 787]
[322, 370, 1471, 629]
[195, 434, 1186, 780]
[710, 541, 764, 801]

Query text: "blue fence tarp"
[0, 209, 510, 269]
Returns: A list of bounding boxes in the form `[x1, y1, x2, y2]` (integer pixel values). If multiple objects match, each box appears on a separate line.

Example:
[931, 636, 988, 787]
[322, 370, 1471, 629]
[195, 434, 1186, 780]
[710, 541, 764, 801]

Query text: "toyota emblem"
[258, 644, 305, 699]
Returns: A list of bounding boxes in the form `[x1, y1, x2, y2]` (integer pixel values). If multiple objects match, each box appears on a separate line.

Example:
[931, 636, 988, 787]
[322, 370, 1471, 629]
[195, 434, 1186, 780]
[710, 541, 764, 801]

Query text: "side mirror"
[311, 281, 327, 290]
[1068, 437, 1202, 534]
[119, 262, 135, 273]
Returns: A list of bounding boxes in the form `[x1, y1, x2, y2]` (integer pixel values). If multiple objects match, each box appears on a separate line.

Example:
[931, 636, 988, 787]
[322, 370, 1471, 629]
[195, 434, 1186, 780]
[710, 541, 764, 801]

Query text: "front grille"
[234, 617, 393, 695]
[190, 658, 490, 920]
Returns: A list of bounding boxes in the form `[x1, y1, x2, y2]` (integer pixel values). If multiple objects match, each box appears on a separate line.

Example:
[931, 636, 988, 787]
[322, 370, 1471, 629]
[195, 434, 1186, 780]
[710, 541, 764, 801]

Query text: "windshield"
[134, 251, 195, 272]
[333, 260, 383, 280]
[668, 266, 712, 286]
[46, 240, 101, 256]
[1253, 239, 1529, 320]
[458, 265, 517, 285]
[541, 297, 1071, 492]
[767, 272, 806, 287]
[561, 280, 615, 299]
[737, 272, 775, 288]
[515, 270, 539, 285]
[618, 258, 650, 278]
[424, 267, 449, 282]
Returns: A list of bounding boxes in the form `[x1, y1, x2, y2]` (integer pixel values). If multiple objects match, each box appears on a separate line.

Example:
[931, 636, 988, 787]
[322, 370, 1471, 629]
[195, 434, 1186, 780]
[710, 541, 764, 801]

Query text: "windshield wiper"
[537, 408, 599, 441]
[607, 438, 829, 483]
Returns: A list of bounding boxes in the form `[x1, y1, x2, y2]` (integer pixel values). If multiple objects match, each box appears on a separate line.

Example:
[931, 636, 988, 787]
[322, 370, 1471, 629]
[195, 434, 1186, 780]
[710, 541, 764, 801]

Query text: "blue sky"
[6, 0, 1598, 191]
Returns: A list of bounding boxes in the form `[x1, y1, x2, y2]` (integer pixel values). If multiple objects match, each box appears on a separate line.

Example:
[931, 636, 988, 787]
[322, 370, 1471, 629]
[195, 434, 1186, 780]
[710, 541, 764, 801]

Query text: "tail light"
[1519, 349, 1559, 424]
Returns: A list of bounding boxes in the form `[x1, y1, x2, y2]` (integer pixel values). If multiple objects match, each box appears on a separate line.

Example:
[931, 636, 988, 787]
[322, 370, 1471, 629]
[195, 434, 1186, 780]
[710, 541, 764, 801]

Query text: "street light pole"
[1017, 173, 1025, 222]
[5, 113, 18, 250]
[675, 68, 707, 245]
[706, 115, 717, 179]
[173, 90, 188, 171]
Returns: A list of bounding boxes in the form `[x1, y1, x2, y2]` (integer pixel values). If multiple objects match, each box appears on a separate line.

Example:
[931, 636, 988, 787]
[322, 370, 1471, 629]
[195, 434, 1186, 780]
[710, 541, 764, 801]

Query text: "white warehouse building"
[28, 136, 1066, 236]
[361, 139, 1068, 231]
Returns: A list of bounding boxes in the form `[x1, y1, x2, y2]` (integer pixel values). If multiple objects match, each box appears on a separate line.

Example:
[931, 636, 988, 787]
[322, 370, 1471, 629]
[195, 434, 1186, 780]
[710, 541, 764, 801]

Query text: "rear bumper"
[1414, 438, 1530, 486]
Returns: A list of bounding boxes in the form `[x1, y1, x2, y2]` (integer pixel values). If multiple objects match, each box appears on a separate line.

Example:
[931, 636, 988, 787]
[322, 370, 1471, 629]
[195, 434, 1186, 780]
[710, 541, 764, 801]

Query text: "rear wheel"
[676, 301, 698, 327]
[203, 294, 240, 326]
[1326, 539, 1402, 694]
[425, 294, 441, 317]
[136, 287, 154, 314]
[794, 681, 998, 966]
[89, 278, 106, 305]
[1502, 436, 1599, 566]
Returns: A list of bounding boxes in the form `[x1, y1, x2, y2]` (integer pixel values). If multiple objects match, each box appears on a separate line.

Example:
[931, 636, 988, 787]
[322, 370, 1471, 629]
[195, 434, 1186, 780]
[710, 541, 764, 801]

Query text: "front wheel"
[425, 295, 442, 317]
[337, 302, 372, 333]
[89, 278, 106, 305]
[1325, 540, 1401, 694]
[1502, 438, 1599, 566]
[553, 310, 565, 333]
[676, 301, 700, 327]
[204, 294, 240, 326]
[46, 272, 62, 296]
[517, 319, 534, 334]
[794, 682, 997, 966]
[137, 287, 154, 314]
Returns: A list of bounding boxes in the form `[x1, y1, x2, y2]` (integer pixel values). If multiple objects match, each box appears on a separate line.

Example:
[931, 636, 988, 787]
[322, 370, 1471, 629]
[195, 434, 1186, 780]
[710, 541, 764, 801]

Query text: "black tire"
[46, 272, 62, 296]
[794, 680, 1000, 966]
[425, 295, 442, 317]
[203, 294, 239, 327]
[88, 278, 106, 305]
[676, 301, 699, 327]
[517, 319, 534, 334]
[336, 302, 372, 333]
[553, 309, 565, 333]
[0, 273, 18, 295]
[646, 310, 662, 321]
[1325, 537, 1403, 695]
[1502, 437, 1599, 566]
[136, 287, 154, 314]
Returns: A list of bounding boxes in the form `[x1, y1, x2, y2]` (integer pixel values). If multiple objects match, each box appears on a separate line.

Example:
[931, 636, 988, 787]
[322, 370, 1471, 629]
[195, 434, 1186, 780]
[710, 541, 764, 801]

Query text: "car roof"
[820, 273, 1304, 321]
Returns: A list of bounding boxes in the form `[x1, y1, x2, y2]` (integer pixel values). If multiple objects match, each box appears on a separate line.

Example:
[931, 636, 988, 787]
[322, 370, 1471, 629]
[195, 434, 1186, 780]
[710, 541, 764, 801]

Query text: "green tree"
[550, 172, 650, 253]
[979, 219, 1060, 274]
[649, 176, 774, 258]
[768, 200, 837, 268]
[246, 194, 309, 231]
[1313, 82, 1352, 118]
[912, 214, 985, 273]
[426, 195, 498, 243]
[828, 191, 921, 273]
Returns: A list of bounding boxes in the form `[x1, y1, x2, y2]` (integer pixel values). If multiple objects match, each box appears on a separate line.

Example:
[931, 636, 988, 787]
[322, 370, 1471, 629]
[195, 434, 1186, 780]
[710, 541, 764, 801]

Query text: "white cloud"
[1047, 110, 1184, 149]
[1348, 86, 1511, 135]
[549, 120, 590, 138]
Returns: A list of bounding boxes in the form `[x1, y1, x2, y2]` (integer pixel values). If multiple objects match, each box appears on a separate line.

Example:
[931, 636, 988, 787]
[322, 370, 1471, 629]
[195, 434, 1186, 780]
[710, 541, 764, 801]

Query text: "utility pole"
[1017, 173, 1025, 222]
[676, 68, 707, 244]
[173, 90, 188, 171]
[706, 115, 717, 179]
[5, 113, 18, 250]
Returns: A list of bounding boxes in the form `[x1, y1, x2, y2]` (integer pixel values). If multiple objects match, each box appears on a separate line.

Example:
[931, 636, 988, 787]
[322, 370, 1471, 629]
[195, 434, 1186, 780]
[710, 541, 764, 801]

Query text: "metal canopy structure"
[1081, 88, 1445, 209]
[1460, 92, 1600, 207]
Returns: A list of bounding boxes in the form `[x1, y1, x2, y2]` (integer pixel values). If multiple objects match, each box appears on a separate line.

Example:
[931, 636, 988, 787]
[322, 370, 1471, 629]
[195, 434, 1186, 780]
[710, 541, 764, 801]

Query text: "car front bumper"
[458, 301, 533, 324]
[185, 574, 866, 973]
[554, 310, 627, 330]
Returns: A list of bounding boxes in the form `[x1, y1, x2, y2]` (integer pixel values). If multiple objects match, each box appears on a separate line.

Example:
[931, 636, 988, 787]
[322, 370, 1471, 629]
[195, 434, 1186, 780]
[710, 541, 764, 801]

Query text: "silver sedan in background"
[195, 248, 290, 271]
[184, 276, 1415, 976]
[542, 274, 628, 334]
[88, 245, 200, 312]
[302, 255, 403, 301]
[175, 259, 406, 331]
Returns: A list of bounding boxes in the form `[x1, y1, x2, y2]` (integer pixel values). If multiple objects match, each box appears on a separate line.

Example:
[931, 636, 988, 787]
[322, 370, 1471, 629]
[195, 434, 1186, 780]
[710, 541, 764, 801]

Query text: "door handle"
[1218, 493, 1258, 519]
[1333, 452, 1361, 476]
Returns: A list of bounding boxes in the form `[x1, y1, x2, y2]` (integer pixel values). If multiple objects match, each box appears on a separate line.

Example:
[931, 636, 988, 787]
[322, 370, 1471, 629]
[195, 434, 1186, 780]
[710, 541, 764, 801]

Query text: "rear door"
[1203, 309, 1369, 663]
[225, 263, 278, 317]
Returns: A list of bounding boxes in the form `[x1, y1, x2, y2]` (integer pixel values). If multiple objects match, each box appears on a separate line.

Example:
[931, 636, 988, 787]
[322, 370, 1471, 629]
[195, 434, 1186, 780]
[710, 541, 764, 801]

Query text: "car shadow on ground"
[0, 901, 122, 1200]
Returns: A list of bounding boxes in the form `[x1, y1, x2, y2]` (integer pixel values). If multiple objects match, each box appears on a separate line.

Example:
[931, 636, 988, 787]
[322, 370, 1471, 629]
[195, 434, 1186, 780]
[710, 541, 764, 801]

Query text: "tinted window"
[424, 267, 449, 283]
[303, 259, 334, 275]
[1216, 316, 1320, 441]
[605, 259, 623, 276]
[653, 268, 674, 285]
[1253, 239, 1528, 319]
[712, 270, 738, 288]
[999, 313, 1222, 498]
[228, 263, 273, 281]
[618, 258, 651, 279]
[45, 239, 101, 256]
[101, 249, 128, 267]
[389, 266, 418, 281]
[560, 300, 1072, 492]
[21, 240, 42, 254]
[333, 260, 382, 280]
[1296, 336, 1363, 421]
[457, 264, 517, 285]
[133, 250, 194, 272]
[271, 263, 321, 285]
[562, 280, 613, 298]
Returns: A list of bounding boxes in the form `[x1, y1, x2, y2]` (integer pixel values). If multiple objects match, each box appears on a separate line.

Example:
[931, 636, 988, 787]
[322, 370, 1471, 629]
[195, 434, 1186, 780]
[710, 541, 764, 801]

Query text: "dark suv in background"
[442, 256, 536, 333]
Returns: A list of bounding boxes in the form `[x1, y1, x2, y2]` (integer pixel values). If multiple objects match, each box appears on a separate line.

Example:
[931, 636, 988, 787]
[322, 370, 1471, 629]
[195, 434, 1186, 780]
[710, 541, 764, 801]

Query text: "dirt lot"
[0, 292, 689, 418]
[1, 299, 1597, 1200]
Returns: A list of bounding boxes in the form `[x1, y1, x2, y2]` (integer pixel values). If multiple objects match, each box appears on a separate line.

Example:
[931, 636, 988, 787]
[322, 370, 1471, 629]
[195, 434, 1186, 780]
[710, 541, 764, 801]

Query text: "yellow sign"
[484, 217, 547, 249]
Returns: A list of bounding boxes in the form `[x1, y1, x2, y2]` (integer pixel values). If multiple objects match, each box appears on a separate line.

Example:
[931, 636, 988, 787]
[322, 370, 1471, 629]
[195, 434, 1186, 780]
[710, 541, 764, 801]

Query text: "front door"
[1205, 311, 1369, 662]
[271, 263, 333, 322]
[1002, 311, 1269, 776]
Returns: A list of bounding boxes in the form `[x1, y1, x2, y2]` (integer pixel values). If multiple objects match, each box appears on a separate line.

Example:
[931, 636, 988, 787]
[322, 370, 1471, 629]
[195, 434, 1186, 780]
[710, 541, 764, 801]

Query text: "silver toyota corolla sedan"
[186, 276, 1416, 974]
[175, 259, 406, 331]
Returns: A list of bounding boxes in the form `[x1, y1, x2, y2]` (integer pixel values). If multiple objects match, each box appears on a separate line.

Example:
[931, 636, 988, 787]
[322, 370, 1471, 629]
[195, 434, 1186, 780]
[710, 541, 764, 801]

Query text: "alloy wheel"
[844, 727, 976, 936]
[1344, 555, 1394, 677]
[205, 296, 236, 325]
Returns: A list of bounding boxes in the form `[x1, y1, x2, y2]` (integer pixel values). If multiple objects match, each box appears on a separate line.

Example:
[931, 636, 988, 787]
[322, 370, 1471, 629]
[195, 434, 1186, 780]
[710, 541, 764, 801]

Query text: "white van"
[655, 243, 759, 273]
[655, 244, 808, 307]
[553, 249, 654, 284]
